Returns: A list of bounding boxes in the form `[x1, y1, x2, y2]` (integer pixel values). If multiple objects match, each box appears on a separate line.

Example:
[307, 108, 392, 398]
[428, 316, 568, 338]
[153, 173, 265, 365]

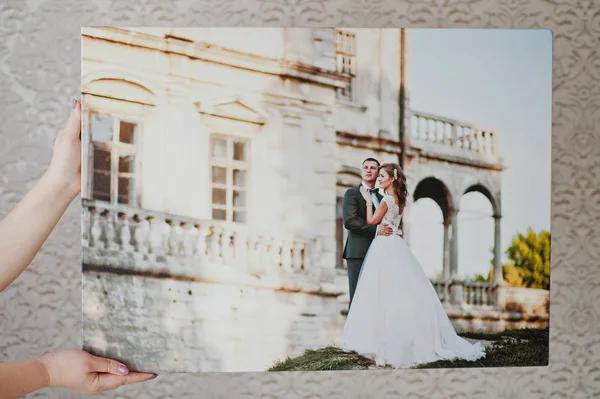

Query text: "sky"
[406, 29, 552, 279]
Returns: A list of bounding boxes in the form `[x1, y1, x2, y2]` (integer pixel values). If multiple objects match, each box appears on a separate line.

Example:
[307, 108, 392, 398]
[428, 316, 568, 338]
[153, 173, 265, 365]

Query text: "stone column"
[441, 217, 451, 303]
[450, 208, 459, 278]
[492, 214, 507, 285]
[449, 208, 463, 305]
[442, 219, 451, 280]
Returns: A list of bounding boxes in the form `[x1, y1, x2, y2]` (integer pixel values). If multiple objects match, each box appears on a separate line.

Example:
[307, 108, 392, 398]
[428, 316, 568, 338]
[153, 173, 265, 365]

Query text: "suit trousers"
[346, 258, 364, 309]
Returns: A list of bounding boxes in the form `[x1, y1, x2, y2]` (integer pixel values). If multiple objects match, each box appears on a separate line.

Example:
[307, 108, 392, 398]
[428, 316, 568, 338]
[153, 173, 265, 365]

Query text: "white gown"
[342, 195, 486, 368]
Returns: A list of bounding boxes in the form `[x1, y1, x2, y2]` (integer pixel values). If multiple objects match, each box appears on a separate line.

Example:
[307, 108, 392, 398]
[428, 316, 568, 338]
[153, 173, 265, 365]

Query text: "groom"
[342, 157, 394, 309]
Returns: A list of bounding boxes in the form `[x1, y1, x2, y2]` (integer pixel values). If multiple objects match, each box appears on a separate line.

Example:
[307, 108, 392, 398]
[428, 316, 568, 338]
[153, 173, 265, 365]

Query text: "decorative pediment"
[195, 97, 267, 125]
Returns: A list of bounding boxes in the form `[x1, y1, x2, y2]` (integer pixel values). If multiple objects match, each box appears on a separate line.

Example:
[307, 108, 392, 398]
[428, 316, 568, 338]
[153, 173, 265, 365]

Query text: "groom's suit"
[342, 183, 384, 309]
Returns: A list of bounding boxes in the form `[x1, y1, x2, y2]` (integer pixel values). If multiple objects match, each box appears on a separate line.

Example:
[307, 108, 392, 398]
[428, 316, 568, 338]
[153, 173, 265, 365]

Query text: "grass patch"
[267, 328, 549, 371]
[268, 346, 374, 371]
[415, 327, 548, 369]
[458, 327, 548, 343]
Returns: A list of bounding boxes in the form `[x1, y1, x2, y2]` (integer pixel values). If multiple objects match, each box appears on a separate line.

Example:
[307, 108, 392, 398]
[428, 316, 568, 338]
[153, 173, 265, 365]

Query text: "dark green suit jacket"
[342, 185, 383, 259]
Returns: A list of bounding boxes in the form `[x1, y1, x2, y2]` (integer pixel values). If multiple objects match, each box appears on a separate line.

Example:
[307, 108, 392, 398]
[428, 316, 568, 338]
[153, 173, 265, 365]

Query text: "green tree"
[502, 264, 525, 287]
[490, 228, 550, 289]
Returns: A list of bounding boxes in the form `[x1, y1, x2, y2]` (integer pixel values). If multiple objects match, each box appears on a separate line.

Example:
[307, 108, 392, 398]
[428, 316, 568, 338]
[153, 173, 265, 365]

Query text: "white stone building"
[81, 27, 548, 373]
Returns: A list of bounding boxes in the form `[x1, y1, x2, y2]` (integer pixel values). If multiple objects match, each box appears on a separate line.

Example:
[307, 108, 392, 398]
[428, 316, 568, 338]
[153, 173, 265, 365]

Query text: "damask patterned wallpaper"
[0, 0, 598, 397]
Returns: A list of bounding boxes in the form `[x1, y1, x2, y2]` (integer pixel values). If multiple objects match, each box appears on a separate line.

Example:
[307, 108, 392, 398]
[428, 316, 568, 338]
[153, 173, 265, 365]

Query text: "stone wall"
[83, 270, 549, 374]
[83, 271, 346, 373]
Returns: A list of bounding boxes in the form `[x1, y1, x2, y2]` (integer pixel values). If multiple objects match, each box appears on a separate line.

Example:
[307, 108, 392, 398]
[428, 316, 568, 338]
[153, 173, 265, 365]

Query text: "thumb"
[63, 98, 81, 139]
[87, 354, 130, 376]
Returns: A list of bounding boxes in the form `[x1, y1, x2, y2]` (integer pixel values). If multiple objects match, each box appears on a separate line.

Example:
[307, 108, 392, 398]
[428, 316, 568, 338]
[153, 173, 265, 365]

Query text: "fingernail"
[117, 365, 129, 375]
[149, 374, 158, 380]
[72, 98, 77, 109]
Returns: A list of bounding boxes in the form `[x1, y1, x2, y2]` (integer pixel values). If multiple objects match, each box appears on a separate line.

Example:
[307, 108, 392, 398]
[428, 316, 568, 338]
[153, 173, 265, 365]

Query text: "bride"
[341, 162, 486, 368]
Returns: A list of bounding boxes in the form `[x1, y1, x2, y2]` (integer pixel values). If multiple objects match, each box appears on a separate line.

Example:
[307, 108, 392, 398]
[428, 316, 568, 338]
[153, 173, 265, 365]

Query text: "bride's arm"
[365, 200, 388, 225]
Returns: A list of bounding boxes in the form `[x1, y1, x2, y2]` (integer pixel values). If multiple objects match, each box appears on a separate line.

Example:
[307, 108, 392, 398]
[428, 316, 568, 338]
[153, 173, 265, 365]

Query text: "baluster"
[440, 122, 446, 143]
[248, 234, 261, 271]
[168, 222, 184, 257]
[148, 217, 167, 256]
[90, 209, 102, 248]
[481, 131, 486, 152]
[271, 239, 282, 269]
[234, 231, 248, 268]
[292, 242, 304, 270]
[119, 214, 133, 251]
[133, 217, 150, 254]
[209, 226, 222, 263]
[303, 243, 311, 270]
[259, 237, 271, 270]
[262, 237, 274, 269]
[451, 123, 458, 146]
[221, 229, 234, 265]
[195, 225, 209, 261]
[104, 213, 118, 251]
[182, 224, 198, 258]
[281, 240, 293, 271]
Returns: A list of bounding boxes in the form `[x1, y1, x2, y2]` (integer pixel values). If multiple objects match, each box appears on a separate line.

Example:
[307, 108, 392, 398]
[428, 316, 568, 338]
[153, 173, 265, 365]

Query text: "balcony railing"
[410, 111, 501, 163]
[81, 200, 312, 277]
[432, 280, 496, 307]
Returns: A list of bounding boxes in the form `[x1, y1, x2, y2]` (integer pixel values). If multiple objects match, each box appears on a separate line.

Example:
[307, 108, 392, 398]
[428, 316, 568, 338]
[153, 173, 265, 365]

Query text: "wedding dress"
[341, 194, 486, 368]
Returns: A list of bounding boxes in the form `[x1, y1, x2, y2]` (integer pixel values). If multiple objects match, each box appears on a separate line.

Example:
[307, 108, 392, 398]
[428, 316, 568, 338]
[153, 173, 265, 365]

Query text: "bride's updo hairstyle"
[379, 163, 408, 208]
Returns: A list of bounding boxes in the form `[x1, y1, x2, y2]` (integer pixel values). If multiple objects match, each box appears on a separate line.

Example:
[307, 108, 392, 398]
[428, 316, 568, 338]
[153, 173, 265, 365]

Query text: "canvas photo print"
[81, 27, 551, 373]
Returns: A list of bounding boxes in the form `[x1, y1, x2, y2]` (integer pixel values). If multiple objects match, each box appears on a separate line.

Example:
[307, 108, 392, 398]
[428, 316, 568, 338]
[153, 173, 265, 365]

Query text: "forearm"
[0, 357, 49, 398]
[343, 195, 376, 235]
[366, 206, 375, 224]
[0, 172, 76, 292]
[344, 216, 377, 233]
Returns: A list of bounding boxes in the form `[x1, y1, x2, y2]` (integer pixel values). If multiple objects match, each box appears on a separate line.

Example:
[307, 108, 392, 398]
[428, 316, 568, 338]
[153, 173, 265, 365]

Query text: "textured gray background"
[0, 0, 596, 397]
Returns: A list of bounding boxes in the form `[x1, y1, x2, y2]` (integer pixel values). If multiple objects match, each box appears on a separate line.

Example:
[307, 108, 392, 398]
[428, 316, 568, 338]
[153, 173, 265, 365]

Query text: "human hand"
[377, 224, 393, 236]
[359, 186, 372, 204]
[39, 349, 157, 395]
[45, 98, 81, 200]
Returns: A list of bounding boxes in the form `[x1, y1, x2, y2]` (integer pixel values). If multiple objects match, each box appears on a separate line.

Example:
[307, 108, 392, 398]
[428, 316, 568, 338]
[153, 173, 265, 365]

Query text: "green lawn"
[267, 327, 549, 371]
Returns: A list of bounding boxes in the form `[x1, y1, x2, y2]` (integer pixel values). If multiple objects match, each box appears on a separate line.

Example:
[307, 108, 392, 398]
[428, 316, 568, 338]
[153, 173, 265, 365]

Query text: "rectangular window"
[210, 135, 249, 223]
[335, 30, 357, 102]
[89, 113, 139, 206]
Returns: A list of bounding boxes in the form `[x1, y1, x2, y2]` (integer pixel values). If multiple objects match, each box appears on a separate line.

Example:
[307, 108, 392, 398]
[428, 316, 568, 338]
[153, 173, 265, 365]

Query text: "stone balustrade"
[432, 280, 496, 308]
[81, 200, 312, 276]
[411, 111, 500, 158]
